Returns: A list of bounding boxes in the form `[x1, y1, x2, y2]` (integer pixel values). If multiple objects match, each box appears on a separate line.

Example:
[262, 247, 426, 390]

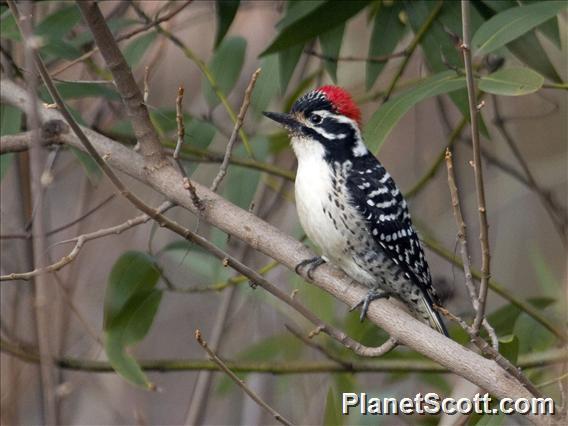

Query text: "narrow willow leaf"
[405, 1, 490, 137]
[479, 68, 544, 96]
[261, 0, 371, 56]
[215, 0, 240, 48]
[319, 23, 345, 83]
[41, 81, 120, 101]
[36, 5, 81, 41]
[477, 0, 562, 82]
[366, 2, 406, 89]
[203, 36, 247, 107]
[278, 44, 304, 94]
[363, 71, 466, 153]
[251, 54, 280, 113]
[472, 1, 567, 55]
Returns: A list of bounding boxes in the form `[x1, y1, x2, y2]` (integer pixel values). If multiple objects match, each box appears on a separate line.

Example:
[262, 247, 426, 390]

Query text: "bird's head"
[263, 86, 368, 161]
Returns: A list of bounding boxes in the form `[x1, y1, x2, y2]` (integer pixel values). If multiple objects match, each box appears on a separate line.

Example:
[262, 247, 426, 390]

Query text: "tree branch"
[460, 0, 491, 335]
[195, 330, 293, 426]
[2, 336, 565, 374]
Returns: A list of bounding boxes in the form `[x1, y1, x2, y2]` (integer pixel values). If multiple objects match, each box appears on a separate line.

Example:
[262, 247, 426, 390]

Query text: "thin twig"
[461, 1, 491, 335]
[304, 49, 407, 63]
[437, 306, 543, 399]
[421, 230, 568, 342]
[195, 329, 294, 426]
[1, 194, 115, 240]
[445, 149, 499, 350]
[51, 0, 192, 77]
[0, 202, 173, 281]
[128, 1, 254, 157]
[210, 68, 261, 192]
[383, 0, 444, 102]
[172, 85, 202, 210]
[285, 324, 354, 369]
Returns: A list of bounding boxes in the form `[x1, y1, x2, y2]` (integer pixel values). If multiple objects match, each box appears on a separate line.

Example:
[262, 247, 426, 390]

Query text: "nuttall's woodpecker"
[263, 86, 448, 336]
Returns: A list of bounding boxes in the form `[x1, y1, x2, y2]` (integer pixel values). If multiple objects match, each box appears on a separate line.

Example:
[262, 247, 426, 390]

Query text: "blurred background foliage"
[0, 1, 566, 425]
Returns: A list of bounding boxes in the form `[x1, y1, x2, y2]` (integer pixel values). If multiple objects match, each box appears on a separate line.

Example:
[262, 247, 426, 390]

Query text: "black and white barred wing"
[346, 159, 438, 302]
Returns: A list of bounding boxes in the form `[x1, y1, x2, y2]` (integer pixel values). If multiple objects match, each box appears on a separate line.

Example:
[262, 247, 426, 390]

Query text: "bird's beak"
[263, 111, 301, 133]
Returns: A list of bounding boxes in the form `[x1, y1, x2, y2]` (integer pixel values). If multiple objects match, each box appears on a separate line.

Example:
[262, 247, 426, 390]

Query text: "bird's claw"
[350, 290, 392, 322]
[295, 256, 326, 279]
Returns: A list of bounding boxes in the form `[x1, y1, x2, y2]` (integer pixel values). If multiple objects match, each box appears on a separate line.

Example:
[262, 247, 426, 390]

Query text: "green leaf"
[479, 68, 544, 96]
[1, 8, 20, 40]
[319, 23, 345, 83]
[506, 33, 562, 83]
[36, 5, 81, 40]
[105, 289, 162, 388]
[215, 0, 240, 48]
[514, 309, 556, 355]
[104, 251, 160, 329]
[261, 0, 371, 56]
[476, 1, 562, 82]
[251, 54, 280, 113]
[103, 251, 162, 389]
[487, 297, 554, 336]
[366, 2, 406, 90]
[277, 44, 304, 93]
[498, 335, 519, 364]
[323, 387, 342, 426]
[363, 71, 466, 152]
[472, 1, 567, 55]
[123, 32, 157, 67]
[203, 36, 247, 107]
[404, 1, 490, 137]
[0, 104, 22, 181]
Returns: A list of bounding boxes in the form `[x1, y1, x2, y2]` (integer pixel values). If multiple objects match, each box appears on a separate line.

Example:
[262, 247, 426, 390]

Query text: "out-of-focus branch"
[51, 1, 192, 77]
[2, 336, 565, 374]
[210, 68, 261, 192]
[8, 1, 56, 424]
[0, 79, 550, 423]
[492, 95, 567, 245]
[76, 1, 164, 164]
[1, 194, 115, 240]
[195, 330, 293, 426]
[460, 0, 491, 335]
[383, 1, 443, 102]
[0, 202, 173, 281]
[420, 231, 567, 342]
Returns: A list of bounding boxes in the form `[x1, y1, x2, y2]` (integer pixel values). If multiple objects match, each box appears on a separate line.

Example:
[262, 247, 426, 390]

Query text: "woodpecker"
[263, 86, 448, 336]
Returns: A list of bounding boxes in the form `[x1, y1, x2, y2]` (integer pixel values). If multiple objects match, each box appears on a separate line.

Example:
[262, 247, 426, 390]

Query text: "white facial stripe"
[312, 126, 346, 140]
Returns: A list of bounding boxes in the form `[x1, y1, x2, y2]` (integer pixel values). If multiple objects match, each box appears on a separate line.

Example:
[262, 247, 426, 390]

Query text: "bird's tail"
[417, 295, 449, 337]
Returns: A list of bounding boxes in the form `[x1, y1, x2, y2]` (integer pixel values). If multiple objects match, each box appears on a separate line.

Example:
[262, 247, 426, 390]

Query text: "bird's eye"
[309, 114, 323, 125]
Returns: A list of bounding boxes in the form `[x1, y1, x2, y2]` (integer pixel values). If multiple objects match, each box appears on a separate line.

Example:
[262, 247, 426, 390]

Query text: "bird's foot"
[350, 289, 393, 322]
[295, 256, 326, 279]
